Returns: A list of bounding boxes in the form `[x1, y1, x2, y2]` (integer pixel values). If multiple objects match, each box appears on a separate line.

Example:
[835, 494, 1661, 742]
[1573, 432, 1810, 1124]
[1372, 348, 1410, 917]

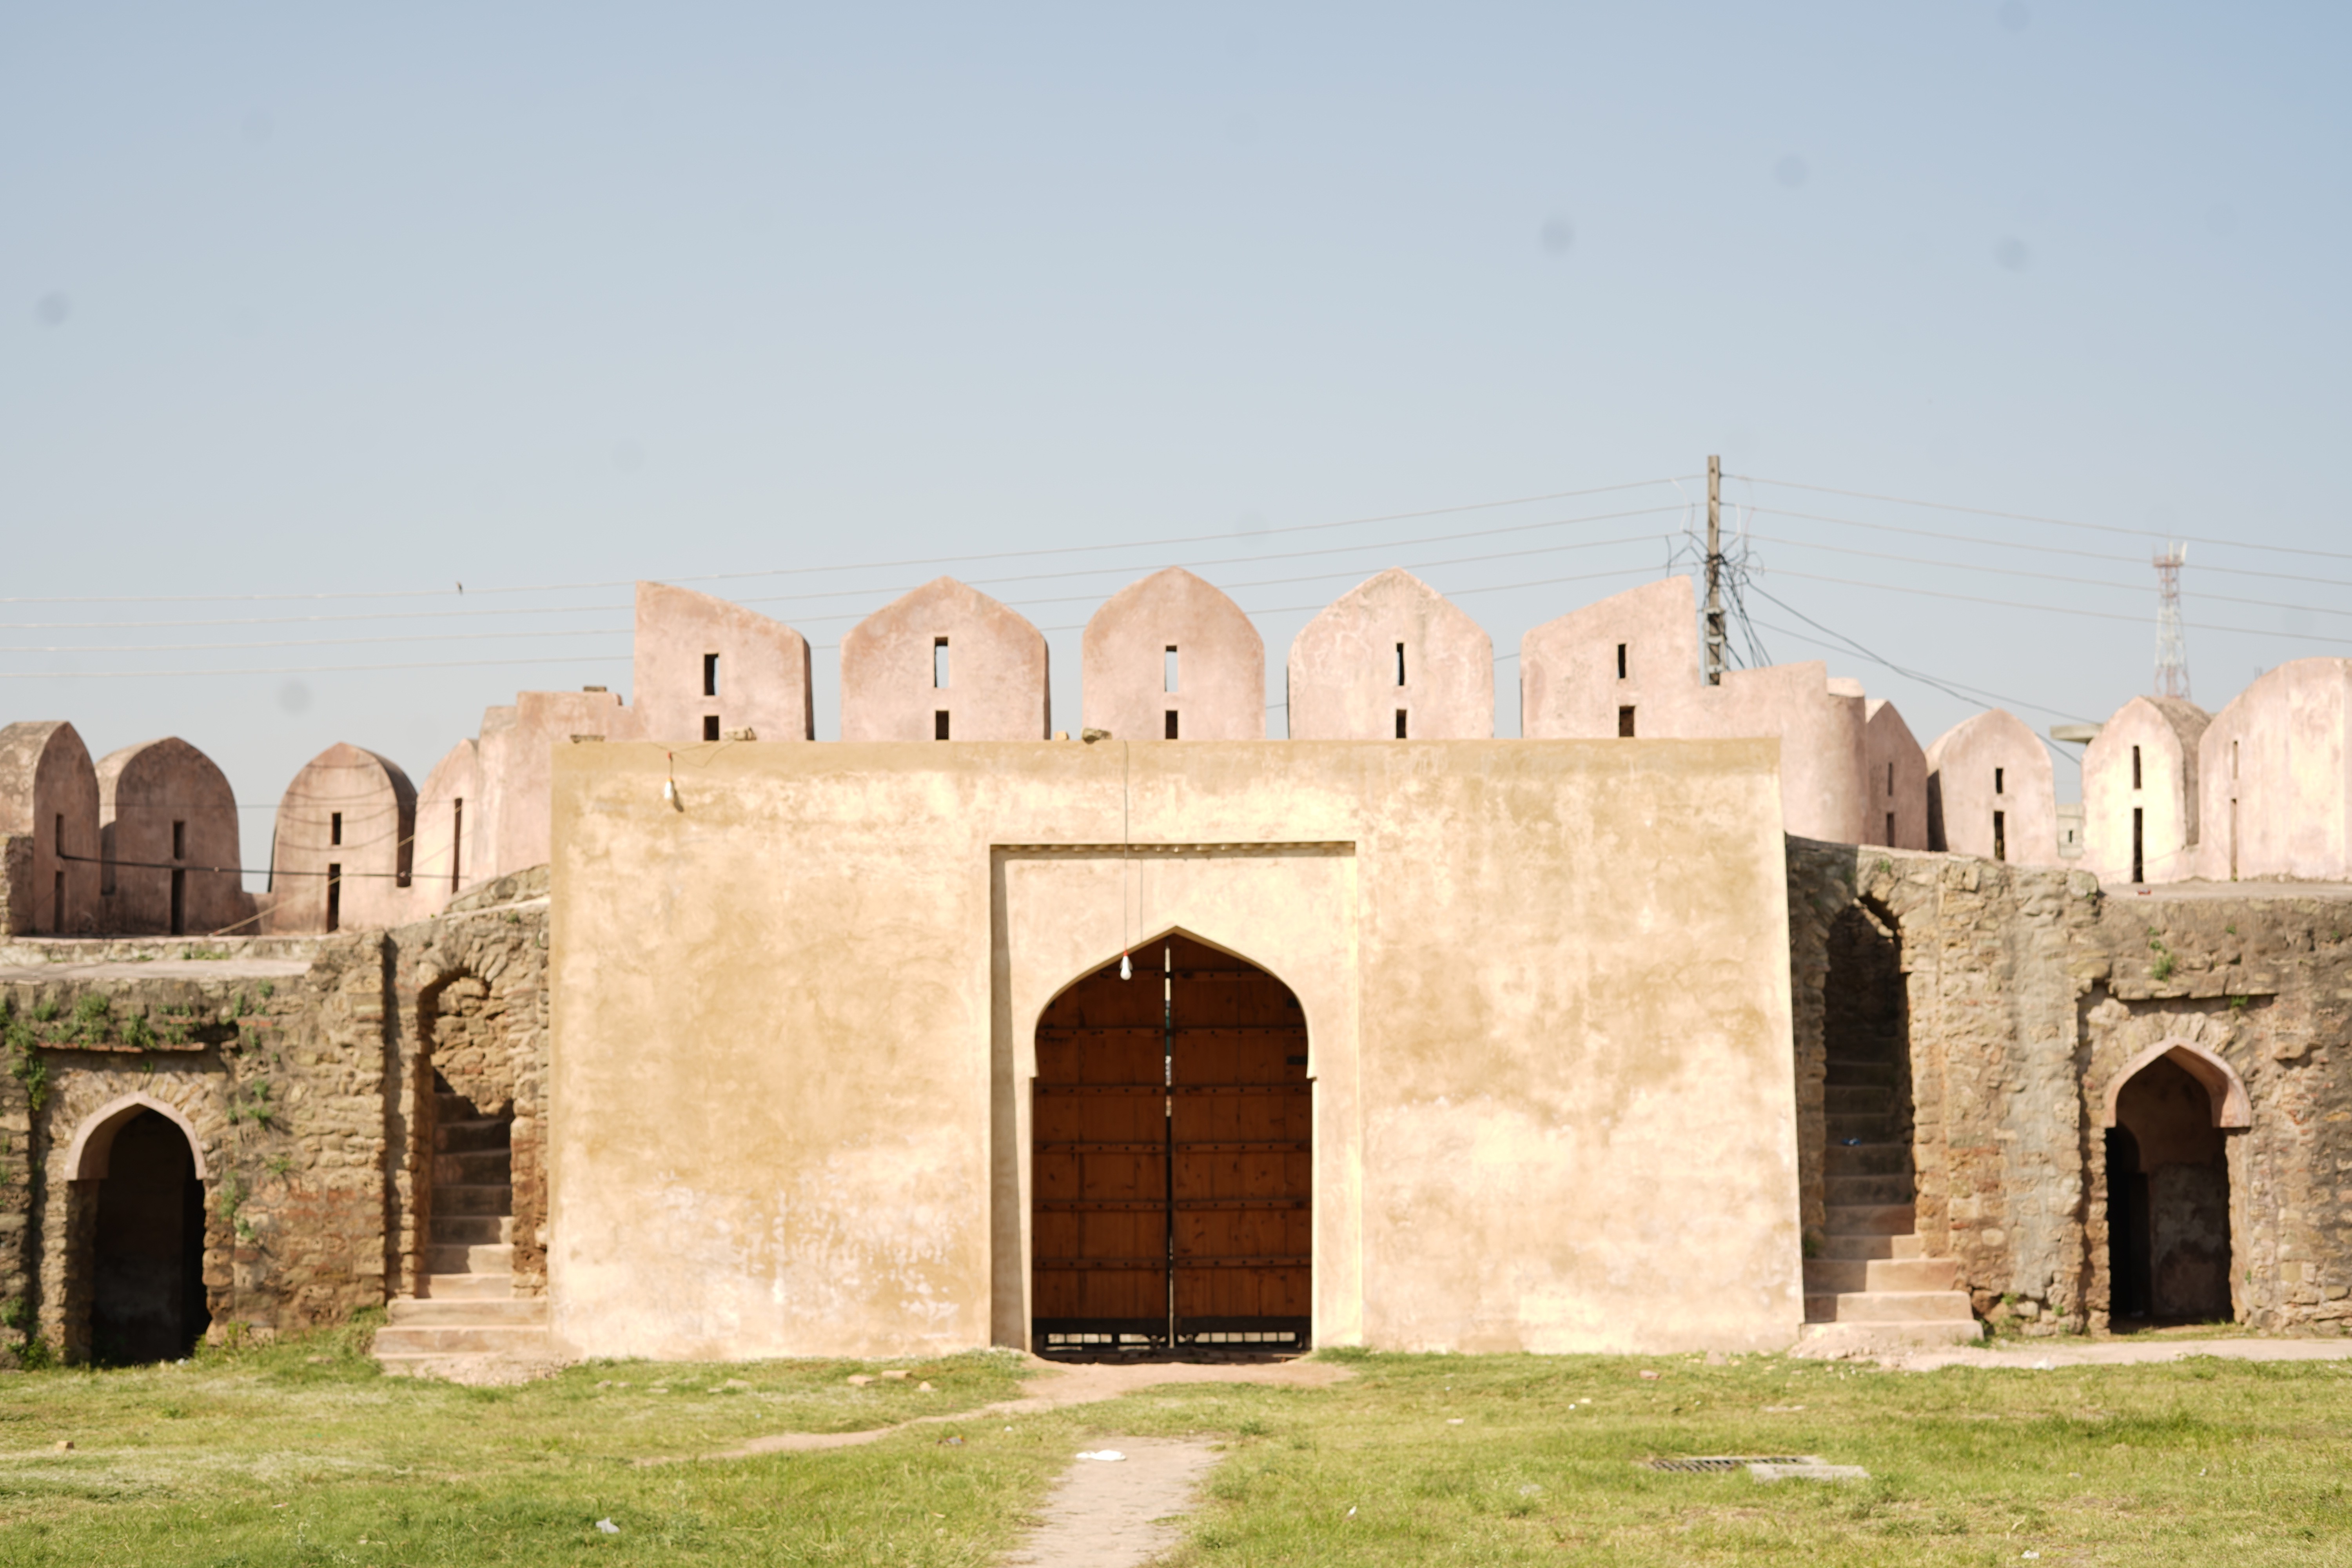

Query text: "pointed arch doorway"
[1031, 933, 1311, 1353]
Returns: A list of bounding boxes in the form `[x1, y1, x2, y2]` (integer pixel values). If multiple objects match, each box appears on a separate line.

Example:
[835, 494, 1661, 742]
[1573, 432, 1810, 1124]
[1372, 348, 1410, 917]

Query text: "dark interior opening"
[1993, 810, 2007, 862]
[2108, 1056, 2231, 1325]
[703, 714, 721, 742]
[90, 1111, 210, 1364]
[935, 710, 951, 741]
[1165, 710, 1179, 740]
[1617, 705, 1635, 738]
[325, 864, 341, 932]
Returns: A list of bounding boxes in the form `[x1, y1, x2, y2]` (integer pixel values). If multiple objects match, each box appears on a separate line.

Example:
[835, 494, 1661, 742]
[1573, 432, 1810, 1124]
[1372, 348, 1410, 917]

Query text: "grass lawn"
[2, 1320, 2349, 1565]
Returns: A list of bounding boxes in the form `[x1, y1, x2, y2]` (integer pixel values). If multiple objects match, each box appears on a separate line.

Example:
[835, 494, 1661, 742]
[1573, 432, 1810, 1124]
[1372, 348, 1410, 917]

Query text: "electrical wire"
[1733, 474, 2352, 564]
[0, 476, 1698, 606]
[1763, 568, 2352, 647]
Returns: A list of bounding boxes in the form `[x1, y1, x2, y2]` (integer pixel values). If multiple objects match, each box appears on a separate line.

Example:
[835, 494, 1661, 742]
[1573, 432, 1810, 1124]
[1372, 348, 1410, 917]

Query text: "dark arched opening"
[1032, 933, 1310, 1354]
[1816, 903, 1914, 1234]
[2108, 1056, 2231, 1325]
[90, 1111, 209, 1364]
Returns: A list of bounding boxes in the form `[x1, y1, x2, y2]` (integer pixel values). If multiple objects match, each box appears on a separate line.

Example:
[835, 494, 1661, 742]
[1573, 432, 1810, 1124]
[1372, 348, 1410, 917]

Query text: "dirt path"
[1000, 1438, 1221, 1568]
[672, 1354, 1352, 1463]
[1883, 1336, 2352, 1372]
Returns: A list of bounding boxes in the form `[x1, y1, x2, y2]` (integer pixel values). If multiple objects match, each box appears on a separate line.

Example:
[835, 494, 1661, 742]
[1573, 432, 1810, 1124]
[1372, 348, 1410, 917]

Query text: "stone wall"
[388, 867, 550, 1298]
[1789, 837, 2352, 1336]
[0, 873, 547, 1365]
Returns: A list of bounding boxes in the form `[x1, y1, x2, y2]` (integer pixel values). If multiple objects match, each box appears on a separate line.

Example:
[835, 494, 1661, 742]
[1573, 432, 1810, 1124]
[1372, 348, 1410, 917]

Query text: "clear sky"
[6, 3, 2347, 860]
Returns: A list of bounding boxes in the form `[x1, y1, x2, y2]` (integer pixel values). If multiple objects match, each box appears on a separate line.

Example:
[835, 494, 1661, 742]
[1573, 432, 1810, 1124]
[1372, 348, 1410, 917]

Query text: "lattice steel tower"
[2154, 542, 2190, 700]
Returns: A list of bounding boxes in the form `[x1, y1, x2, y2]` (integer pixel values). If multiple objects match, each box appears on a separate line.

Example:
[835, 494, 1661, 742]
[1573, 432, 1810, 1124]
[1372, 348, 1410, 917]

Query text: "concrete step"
[1822, 1058, 1899, 1087]
[434, 1148, 512, 1185]
[1818, 1231, 1928, 1261]
[1825, 1203, 1916, 1236]
[425, 1241, 514, 1276]
[372, 1323, 554, 1357]
[387, 1297, 546, 1326]
[1803, 1256, 1960, 1294]
[422, 1271, 514, 1300]
[1804, 1289, 1978, 1325]
[1795, 1319, 1983, 1356]
[427, 1214, 513, 1247]
[1824, 1142, 1909, 1176]
[433, 1183, 514, 1217]
[1826, 1172, 1915, 1206]
[1826, 1112, 1898, 1143]
[1824, 1085, 1892, 1114]
[437, 1118, 512, 1154]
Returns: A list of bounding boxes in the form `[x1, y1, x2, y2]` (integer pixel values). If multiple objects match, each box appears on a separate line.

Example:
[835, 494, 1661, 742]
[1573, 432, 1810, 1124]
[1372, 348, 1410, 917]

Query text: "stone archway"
[63, 1096, 212, 1364]
[2103, 1040, 2245, 1323]
[1030, 931, 1311, 1353]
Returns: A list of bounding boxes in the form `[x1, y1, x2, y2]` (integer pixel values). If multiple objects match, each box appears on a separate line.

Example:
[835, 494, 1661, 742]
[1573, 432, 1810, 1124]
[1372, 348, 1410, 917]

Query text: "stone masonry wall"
[0, 874, 548, 1365]
[387, 867, 550, 1298]
[1789, 837, 2352, 1336]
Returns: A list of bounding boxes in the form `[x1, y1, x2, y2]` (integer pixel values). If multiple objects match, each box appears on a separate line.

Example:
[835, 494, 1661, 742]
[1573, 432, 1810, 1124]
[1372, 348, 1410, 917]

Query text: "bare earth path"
[998, 1437, 1222, 1568]
[671, 1354, 1353, 1462]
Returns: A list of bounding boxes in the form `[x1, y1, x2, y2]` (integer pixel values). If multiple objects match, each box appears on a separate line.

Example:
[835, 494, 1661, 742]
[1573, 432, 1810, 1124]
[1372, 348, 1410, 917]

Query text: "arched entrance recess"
[2103, 1040, 2245, 1324]
[76, 1103, 211, 1363]
[1031, 933, 1310, 1353]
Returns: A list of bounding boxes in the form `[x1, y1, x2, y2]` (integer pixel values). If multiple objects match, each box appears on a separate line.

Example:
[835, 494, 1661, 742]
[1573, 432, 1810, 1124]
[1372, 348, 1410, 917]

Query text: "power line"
[1744, 504, 2352, 592]
[1764, 567, 2352, 647]
[1735, 474, 2352, 564]
[1745, 534, 2352, 622]
[0, 477, 1697, 606]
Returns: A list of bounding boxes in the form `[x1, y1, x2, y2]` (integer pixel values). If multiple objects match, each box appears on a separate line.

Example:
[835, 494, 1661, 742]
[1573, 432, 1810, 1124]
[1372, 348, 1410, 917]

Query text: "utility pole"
[1703, 454, 1725, 686]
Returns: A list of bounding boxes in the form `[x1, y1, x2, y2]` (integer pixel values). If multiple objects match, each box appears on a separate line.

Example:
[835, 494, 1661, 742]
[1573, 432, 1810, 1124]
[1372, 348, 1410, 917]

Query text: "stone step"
[1826, 1112, 1898, 1143]
[1825, 1203, 1916, 1236]
[1824, 1084, 1892, 1114]
[434, 1148, 512, 1185]
[387, 1297, 546, 1326]
[425, 1241, 514, 1275]
[1824, 1142, 1909, 1176]
[426, 1212, 514, 1248]
[433, 1183, 514, 1217]
[1822, 1058, 1899, 1087]
[437, 1119, 512, 1154]
[422, 1271, 514, 1300]
[372, 1323, 554, 1358]
[1826, 1172, 1915, 1207]
[1795, 1319, 1983, 1355]
[1818, 1231, 1928, 1260]
[1803, 1256, 1960, 1294]
[1804, 1289, 1979, 1326]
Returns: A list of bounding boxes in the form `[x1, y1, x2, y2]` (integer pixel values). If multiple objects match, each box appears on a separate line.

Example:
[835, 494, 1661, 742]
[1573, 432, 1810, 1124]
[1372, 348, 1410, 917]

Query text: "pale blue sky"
[6, 3, 2347, 848]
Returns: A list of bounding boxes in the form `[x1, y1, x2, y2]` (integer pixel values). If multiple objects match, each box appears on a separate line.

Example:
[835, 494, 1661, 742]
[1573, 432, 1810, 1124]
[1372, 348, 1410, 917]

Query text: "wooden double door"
[1031, 935, 1311, 1351]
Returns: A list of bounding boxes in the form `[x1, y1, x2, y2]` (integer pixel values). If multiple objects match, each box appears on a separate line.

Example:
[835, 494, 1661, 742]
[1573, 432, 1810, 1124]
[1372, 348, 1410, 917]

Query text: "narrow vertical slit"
[451, 799, 465, 892]
[1993, 811, 2007, 864]
[1615, 642, 1627, 680]
[1395, 709, 1408, 739]
[2132, 806, 2145, 884]
[330, 811, 343, 847]
[703, 652, 720, 698]
[2131, 744, 2142, 791]
[325, 864, 342, 933]
[1396, 642, 1407, 687]
[1164, 710, 1179, 740]
[933, 637, 949, 690]
[1164, 646, 1180, 693]
[934, 710, 951, 741]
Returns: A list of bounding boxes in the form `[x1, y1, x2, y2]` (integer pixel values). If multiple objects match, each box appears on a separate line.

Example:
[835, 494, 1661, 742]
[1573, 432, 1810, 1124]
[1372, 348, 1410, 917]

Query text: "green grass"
[2, 1327, 2350, 1565]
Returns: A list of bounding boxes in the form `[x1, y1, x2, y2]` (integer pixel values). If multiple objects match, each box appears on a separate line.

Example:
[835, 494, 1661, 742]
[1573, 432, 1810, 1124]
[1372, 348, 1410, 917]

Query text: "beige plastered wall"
[548, 738, 1802, 1360]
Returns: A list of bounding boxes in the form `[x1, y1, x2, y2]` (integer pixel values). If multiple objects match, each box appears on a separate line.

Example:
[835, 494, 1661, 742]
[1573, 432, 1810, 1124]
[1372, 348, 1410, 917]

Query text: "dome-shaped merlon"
[1287, 569, 1493, 740]
[841, 577, 1051, 742]
[1082, 568, 1263, 742]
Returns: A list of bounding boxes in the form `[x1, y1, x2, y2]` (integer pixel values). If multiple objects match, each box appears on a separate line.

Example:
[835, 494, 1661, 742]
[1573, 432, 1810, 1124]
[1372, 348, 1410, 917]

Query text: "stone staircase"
[375, 1078, 554, 1376]
[1800, 1054, 1980, 1351]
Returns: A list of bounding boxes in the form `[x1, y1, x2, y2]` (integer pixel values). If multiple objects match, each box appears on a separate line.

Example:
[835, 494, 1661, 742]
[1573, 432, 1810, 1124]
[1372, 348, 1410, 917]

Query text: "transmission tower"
[2153, 542, 2190, 700]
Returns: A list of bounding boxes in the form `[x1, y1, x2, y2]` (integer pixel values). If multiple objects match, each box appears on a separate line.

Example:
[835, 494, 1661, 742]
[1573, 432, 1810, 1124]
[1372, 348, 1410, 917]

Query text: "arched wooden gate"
[1031, 934, 1311, 1352]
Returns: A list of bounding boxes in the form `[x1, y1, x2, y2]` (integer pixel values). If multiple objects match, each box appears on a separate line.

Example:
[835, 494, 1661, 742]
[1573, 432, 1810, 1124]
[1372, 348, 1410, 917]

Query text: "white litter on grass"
[1075, 1450, 1126, 1462]
[1747, 1461, 1871, 1484]
[595, 1519, 620, 1534]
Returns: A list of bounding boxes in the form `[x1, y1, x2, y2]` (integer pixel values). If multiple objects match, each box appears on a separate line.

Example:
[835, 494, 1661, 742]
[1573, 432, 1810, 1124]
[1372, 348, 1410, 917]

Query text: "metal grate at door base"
[1642, 1455, 1819, 1473]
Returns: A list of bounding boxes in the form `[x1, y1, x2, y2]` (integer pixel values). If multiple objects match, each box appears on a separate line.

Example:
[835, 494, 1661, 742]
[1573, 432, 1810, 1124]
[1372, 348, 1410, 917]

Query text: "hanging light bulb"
[1120, 952, 1132, 981]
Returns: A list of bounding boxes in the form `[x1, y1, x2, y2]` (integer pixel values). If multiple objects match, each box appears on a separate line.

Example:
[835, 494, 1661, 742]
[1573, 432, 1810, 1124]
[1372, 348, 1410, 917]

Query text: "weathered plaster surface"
[1082, 569, 1264, 741]
[841, 576, 1051, 742]
[95, 737, 252, 936]
[264, 744, 417, 934]
[1286, 568, 1493, 740]
[1925, 708, 2060, 866]
[2194, 658, 2352, 882]
[632, 580, 814, 746]
[548, 738, 1803, 1360]
[0, 723, 100, 936]
[2082, 696, 2208, 886]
